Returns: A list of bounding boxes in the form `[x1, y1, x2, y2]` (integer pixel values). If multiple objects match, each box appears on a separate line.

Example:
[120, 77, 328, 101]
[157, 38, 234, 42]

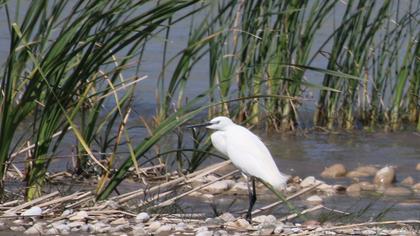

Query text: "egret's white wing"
[210, 131, 228, 156]
[225, 125, 287, 189]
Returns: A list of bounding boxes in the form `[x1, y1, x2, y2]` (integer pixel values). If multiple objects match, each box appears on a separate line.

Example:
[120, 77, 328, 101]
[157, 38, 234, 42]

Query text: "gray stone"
[374, 166, 395, 186]
[156, 224, 173, 234]
[61, 209, 73, 217]
[218, 212, 236, 222]
[174, 222, 187, 231]
[215, 230, 229, 236]
[300, 176, 317, 188]
[22, 206, 42, 217]
[24, 225, 43, 235]
[132, 225, 147, 235]
[148, 221, 161, 232]
[306, 195, 323, 204]
[45, 227, 60, 235]
[135, 212, 150, 223]
[231, 181, 249, 193]
[196, 230, 213, 236]
[202, 180, 235, 194]
[252, 215, 276, 224]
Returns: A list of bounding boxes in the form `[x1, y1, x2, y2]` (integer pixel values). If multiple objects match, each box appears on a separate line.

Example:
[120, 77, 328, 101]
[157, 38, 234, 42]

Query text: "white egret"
[188, 116, 289, 222]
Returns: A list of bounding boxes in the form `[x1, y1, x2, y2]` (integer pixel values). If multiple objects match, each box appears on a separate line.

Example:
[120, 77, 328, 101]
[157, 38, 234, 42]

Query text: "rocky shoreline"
[1, 161, 419, 235]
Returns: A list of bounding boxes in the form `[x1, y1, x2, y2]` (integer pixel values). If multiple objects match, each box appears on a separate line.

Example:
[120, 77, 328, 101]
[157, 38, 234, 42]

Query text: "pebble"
[24, 223, 44, 235]
[148, 221, 161, 232]
[300, 176, 318, 187]
[218, 212, 236, 222]
[306, 195, 323, 204]
[361, 229, 377, 235]
[416, 163, 420, 171]
[156, 224, 173, 234]
[347, 183, 362, 193]
[132, 225, 147, 235]
[231, 181, 249, 193]
[373, 166, 395, 186]
[401, 176, 415, 186]
[174, 222, 187, 231]
[225, 218, 252, 230]
[215, 229, 229, 236]
[69, 210, 89, 221]
[252, 215, 276, 224]
[135, 212, 150, 223]
[22, 206, 42, 217]
[45, 227, 60, 234]
[196, 230, 213, 236]
[321, 164, 347, 178]
[383, 187, 412, 196]
[253, 225, 275, 235]
[202, 180, 235, 194]
[61, 209, 73, 217]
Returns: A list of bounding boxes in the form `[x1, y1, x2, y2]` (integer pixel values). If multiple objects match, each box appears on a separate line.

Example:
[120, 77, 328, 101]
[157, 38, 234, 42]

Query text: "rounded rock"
[202, 180, 235, 194]
[148, 221, 161, 232]
[321, 164, 346, 178]
[218, 212, 236, 222]
[401, 176, 415, 186]
[347, 183, 361, 193]
[156, 224, 173, 234]
[252, 215, 276, 224]
[22, 206, 42, 217]
[306, 195, 323, 204]
[300, 176, 318, 188]
[373, 166, 395, 186]
[135, 212, 150, 223]
[231, 181, 249, 193]
[416, 163, 420, 171]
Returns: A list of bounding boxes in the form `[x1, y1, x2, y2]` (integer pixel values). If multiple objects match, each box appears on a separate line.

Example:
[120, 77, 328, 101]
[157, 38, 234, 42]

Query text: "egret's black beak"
[186, 122, 213, 129]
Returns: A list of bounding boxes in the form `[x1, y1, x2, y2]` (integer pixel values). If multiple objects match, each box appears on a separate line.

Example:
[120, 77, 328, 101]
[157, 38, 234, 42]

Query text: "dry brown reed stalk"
[278, 204, 323, 222]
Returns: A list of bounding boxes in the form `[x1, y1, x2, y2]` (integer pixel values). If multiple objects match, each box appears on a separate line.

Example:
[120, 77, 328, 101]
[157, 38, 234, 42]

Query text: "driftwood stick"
[251, 183, 321, 215]
[4, 191, 60, 214]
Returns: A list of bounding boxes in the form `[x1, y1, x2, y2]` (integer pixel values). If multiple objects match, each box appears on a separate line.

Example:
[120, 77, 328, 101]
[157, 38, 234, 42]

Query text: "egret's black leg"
[245, 177, 257, 223]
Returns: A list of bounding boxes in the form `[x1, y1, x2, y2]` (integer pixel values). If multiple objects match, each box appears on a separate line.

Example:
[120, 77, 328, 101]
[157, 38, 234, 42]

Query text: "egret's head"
[187, 116, 233, 131]
[206, 116, 234, 130]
